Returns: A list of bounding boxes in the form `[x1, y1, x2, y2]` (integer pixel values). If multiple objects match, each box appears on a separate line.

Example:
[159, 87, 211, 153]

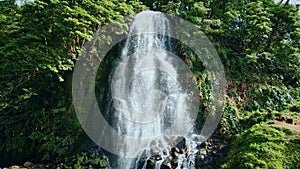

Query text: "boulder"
[9, 166, 20, 169]
[23, 162, 37, 169]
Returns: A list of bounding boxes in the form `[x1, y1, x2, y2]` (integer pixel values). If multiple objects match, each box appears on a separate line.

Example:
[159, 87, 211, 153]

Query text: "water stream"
[110, 11, 200, 169]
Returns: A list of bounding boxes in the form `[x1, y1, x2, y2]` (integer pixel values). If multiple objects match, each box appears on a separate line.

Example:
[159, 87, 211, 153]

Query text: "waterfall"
[109, 10, 200, 169]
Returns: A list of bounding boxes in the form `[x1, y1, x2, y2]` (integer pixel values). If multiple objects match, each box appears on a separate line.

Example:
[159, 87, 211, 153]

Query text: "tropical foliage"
[0, 0, 299, 168]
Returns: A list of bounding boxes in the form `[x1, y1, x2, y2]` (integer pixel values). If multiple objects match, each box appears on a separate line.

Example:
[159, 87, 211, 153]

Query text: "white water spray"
[110, 11, 200, 169]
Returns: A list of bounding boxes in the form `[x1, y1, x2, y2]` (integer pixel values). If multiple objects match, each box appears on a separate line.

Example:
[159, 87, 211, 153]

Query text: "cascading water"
[110, 11, 200, 169]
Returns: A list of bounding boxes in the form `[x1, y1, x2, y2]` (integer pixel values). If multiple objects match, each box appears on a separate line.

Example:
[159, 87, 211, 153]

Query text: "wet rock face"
[195, 136, 228, 169]
[160, 164, 171, 169]
[138, 134, 228, 169]
[173, 137, 186, 152]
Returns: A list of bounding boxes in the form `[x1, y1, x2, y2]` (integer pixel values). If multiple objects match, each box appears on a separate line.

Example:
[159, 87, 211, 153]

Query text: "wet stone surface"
[137, 133, 228, 169]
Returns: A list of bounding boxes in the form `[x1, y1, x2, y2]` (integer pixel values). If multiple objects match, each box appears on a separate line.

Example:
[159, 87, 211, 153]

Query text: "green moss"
[284, 136, 300, 168]
[222, 124, 300, 169]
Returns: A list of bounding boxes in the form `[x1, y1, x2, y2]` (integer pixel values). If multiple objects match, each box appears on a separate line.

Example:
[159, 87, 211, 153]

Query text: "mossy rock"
[222, 124, 300, 169]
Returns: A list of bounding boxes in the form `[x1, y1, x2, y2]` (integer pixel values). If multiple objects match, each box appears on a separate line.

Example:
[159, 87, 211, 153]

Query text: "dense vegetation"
[0, 0, 299, 168]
